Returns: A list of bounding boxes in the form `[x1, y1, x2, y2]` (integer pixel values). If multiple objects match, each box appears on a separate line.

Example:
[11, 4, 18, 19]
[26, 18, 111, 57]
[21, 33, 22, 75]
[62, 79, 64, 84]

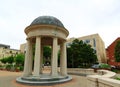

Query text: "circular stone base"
[16, 74, 72, 85]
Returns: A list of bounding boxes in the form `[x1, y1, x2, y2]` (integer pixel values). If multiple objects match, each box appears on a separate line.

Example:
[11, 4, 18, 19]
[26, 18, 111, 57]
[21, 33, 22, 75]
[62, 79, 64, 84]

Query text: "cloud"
[0, 0, 120, 49]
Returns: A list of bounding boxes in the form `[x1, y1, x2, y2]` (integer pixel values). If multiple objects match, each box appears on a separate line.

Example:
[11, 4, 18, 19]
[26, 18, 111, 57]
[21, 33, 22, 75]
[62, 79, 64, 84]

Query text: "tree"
[43, 46, 51, 59]
[0, 56, 14, 64]
[0, 57, 8, 64]
[115, 41, 120, 62]
[6, 56, 14, 64]
[15, 54, 25, 66]
[67, 47, 73, 67]
[67, 39, 97, 68]
[43, 46, 51, 65]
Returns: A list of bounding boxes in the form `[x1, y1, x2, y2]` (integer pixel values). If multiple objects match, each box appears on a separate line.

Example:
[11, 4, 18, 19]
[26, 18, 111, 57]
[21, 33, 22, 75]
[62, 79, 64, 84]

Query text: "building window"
[85, 39, 90, 43]
[4, 47, 7, 49]
[83, 39, 90, 44]
[93, 47, 97, 54]
[94, 50, 96, 53]
[93, 38, 96, 47]
[16, 52, 18, 54]
[10, 51, 12, 53]
[24, 51, 26, 54]
[66, 43, 72, 47]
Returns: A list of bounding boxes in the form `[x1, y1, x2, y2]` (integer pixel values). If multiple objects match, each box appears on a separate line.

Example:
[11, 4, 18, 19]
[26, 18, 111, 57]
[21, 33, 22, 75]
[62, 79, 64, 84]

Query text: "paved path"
[0, 70, 87, 87]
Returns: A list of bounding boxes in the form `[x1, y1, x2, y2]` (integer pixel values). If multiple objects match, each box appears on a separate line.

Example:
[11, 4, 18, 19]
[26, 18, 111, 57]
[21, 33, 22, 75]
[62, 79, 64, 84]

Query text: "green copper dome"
[30, 16, 65, 28]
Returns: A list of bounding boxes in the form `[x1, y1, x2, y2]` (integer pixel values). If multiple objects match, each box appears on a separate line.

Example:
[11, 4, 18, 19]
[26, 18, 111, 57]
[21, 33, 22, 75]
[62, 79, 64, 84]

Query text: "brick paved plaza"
[0, 70, 87, 87]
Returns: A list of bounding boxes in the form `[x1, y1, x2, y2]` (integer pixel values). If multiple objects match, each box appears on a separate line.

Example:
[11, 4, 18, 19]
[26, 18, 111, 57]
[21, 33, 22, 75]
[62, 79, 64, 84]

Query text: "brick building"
[106, 37, 120, 66]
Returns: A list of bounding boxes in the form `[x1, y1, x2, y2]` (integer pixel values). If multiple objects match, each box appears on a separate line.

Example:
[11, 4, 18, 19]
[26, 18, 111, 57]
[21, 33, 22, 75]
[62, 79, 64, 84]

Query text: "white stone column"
[60, 42, 67, 76]
[33, 36, 41, 76]
[51, 37, 58, 76]
[28, 42, 33, 75]
[50, 46, 53, 74]
[40, 45, 43, 74]
[23, 39, 32, 76]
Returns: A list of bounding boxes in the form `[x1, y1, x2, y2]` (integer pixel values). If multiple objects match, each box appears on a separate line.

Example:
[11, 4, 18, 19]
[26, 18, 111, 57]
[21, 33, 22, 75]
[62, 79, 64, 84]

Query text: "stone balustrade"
[87, 70, 120, 87]
[67, 68, 120, 87]
[97, 70, 116, 77]
[67, 68, 95, 76]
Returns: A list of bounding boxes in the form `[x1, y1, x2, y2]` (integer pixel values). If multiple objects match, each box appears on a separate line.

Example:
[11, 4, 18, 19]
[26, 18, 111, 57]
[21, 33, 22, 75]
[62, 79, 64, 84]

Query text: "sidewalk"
[0, 70, 87, 87]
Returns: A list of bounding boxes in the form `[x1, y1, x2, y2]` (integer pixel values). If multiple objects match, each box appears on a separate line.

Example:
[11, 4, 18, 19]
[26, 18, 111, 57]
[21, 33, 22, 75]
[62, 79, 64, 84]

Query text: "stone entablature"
[25, 25, 69, 39]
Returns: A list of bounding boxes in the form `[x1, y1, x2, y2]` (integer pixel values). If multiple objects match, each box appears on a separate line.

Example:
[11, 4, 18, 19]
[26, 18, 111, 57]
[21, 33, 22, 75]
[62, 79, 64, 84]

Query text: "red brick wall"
[106, 38, 120, 66]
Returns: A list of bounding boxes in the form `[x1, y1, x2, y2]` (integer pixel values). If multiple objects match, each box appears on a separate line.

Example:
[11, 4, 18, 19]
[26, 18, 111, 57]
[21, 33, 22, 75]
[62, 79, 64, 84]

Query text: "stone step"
[16, 75, 72, 86]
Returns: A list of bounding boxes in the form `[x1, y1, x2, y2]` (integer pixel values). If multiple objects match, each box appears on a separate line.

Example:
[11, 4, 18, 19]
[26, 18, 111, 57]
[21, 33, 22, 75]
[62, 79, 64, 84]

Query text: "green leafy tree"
[6, 56, 14, 64]
[15, 54, 25, 66]
[43, 46, 51, 59]
[115, 41, 120, 62]
[67, 39, 97, 68]
[43, 46, 51, 65]
[0, 56, 14, 64]
[0, 57, 8, 64]
[67, 47, 73, 67]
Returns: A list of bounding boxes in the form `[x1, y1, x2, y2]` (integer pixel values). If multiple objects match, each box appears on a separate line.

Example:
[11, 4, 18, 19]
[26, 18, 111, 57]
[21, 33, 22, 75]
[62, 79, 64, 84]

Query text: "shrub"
[6, 56, 14, 64]
[0, 65, 3, 70]
[19, 66, 24, 71]
[0, 58, 8, 64]
[99, 63, 111, 69]
[115, 77, 120, 80]
[6, 64, 13, 71]
[15, 54, 24, 66]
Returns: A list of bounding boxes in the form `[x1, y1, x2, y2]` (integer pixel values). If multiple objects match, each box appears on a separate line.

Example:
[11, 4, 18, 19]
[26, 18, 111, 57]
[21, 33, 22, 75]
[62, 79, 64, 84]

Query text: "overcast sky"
[0, 0, 120, 49]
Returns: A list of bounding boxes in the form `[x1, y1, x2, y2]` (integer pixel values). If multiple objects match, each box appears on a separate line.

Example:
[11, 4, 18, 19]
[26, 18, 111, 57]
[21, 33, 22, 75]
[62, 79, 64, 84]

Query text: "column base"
[32, 74, 41, 77]
[51, 73, 58, 77]
[16, 74, 72, 86]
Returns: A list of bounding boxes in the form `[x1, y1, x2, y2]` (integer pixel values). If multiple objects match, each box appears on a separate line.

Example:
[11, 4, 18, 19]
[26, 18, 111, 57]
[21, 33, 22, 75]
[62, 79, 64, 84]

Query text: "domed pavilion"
[16, 16, 71, 85]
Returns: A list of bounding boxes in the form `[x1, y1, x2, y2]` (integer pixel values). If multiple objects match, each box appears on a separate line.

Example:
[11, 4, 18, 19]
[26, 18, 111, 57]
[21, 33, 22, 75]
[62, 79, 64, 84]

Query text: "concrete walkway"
[0, 70, 87, 87]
